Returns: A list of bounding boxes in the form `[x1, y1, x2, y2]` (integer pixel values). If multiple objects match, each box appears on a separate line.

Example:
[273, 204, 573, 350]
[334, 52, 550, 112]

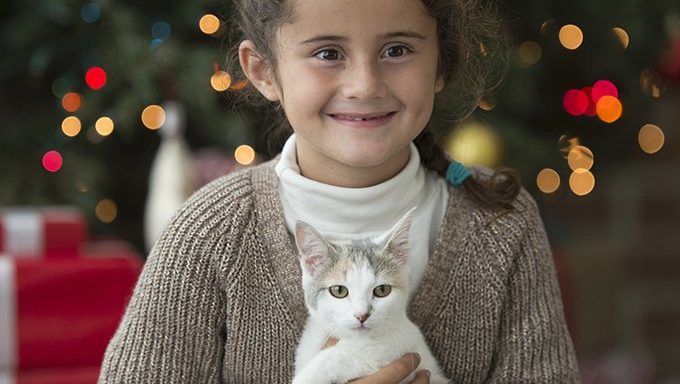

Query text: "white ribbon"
[2, 211, 43, 257]
[0, 257, 17, 371]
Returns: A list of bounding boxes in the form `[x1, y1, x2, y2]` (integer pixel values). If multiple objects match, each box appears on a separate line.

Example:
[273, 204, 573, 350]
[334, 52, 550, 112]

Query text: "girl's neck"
[295, 139, 411, 188]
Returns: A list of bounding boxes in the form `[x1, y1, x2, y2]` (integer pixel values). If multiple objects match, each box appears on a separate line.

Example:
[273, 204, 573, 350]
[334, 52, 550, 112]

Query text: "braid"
[414, 124, 522, 210]
[413, 125, 449, 178]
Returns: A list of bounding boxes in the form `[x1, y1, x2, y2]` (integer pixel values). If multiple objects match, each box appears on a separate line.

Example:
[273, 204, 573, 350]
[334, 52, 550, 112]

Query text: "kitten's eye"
[329, 285, 348, 298]
[373, 284, 392, 298]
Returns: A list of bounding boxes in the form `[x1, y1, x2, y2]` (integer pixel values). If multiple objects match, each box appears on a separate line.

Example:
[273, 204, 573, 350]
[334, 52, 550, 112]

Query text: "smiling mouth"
[328, 111, 397, 121]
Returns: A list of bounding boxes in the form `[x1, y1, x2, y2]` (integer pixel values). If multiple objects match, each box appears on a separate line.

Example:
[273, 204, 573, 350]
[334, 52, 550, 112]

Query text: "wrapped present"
[0, 208, 87, 259]
[0, 253, 142, 371]
[0, 366, 100, 384]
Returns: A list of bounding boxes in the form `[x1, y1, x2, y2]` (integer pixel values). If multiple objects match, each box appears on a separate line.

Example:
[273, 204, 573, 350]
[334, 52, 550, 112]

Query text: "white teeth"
[333, 113, 390, 121]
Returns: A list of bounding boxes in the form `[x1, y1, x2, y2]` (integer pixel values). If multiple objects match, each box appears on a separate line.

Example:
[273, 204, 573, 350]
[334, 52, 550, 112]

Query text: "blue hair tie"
[446, 160, 472, 186]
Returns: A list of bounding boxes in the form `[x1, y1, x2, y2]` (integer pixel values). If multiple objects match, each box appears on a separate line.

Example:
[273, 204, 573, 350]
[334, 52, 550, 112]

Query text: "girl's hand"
[322, 338, 431, 384]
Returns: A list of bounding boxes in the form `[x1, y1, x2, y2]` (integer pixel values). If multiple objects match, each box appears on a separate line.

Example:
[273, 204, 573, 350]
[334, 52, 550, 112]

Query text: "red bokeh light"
[580, 87, 597, 116]
[563, 89, 588, 116]
[42, 150, 63, 173]
[85, 66, 107, 90]
[591, 79, 618, 103]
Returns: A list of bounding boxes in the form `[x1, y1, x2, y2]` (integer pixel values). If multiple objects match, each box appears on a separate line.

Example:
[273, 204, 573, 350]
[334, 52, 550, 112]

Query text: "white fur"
[293, 210, 450, 384]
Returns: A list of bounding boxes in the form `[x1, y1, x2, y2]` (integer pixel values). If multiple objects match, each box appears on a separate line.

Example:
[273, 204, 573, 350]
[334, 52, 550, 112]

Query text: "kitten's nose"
[355, 313, 370, 323]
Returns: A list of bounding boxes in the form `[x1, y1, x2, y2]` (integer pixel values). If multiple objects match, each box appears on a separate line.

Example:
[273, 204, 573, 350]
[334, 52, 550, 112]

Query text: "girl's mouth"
[328, 111, 398, 128]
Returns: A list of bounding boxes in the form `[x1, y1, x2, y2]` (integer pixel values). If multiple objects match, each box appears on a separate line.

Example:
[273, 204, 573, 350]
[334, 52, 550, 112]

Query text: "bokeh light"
[151, 39, 164, 49]
[638, 124, 665, 154]
[537, 168, 561, 194]
[567, 145, 594, 171]
[569, 169, 595, 196]
[559, 24, 584, 50]
[199, 14, 220, 35]
[61, 116, 82, 137]
[640, 68, 664, 98]
[42, 150, 63, 173]
[61, 92, 82, 112]
[595, 95, 623, 123]
[95, 198, 117, 224]
[85, 66, 107, 90]
[51, 77, 73, 98]
[478, 98, 497, 111]
[612, 27, 630, 49]
[540, 19, 554, 36]
[211, 71, 232, 92]
[591, 79, 619, 102]
[95, 116, 115, 136]
[518, 41, 542, 67]
[559, 135, 581, 156]
[563, 89, 588, 116]
[234, 145, 256, 165]
[141, 105, 166, 130]
[230, 79, 248, 91]
[152, 21, 172, 40]
[81, 3, 101, 23]
[444, 120, 502, 167]
[580, 87, 596, 116]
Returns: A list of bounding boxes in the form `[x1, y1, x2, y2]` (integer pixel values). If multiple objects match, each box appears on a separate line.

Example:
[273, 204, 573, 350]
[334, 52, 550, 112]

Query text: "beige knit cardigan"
[99, 158, 580, 383]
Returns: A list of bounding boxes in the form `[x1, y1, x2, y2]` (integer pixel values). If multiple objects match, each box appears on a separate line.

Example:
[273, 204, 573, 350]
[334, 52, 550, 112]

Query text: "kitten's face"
[295, 210, 413, 338]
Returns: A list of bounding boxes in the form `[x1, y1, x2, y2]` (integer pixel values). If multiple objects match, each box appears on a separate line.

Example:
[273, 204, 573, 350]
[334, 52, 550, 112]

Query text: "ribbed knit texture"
[98, 158, 580, 383]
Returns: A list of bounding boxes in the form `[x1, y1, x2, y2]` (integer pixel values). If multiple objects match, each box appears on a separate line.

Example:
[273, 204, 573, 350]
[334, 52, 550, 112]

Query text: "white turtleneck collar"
[274, 134, 449, 293]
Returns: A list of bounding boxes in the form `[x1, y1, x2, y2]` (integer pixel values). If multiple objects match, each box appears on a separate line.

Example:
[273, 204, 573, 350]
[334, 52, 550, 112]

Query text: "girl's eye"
[329, 285, 348, 298]
[315, 49, 342, 61]
[373, 284, 392, 298]
[382, 45, 411, 59]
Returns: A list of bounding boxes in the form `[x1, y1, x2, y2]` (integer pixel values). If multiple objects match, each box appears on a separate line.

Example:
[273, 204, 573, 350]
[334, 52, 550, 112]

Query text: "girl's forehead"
[279, 0, 435, 44]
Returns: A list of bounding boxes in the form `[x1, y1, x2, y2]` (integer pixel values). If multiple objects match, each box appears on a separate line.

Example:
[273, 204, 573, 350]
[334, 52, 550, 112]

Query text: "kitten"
[292, 209, 449, 384]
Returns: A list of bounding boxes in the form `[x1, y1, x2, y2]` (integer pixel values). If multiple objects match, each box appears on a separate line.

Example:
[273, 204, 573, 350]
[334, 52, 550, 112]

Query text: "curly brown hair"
[223, 0, 521, 210]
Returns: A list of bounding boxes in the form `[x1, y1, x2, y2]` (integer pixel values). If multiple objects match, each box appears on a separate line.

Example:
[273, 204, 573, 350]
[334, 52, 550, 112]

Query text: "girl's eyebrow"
[300, 31, 427, 45]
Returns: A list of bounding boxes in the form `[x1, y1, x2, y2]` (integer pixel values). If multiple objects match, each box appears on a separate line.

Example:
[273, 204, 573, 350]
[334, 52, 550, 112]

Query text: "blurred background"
[0, 0, 678, 382]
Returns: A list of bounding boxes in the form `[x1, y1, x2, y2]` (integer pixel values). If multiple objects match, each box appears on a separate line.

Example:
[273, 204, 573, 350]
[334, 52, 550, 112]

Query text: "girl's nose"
[341, 58, 387, 100]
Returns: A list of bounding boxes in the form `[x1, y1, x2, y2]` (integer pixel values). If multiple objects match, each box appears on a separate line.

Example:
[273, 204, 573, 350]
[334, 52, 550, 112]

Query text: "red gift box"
[0, 208, 86, 259]
[0, 254, 142, 372]
[0, 366, 100, 384]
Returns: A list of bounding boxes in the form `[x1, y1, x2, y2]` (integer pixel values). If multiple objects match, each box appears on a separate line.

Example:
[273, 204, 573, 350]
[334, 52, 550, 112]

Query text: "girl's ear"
[238, 40, 280, 102]
[435, 74, 445, 93]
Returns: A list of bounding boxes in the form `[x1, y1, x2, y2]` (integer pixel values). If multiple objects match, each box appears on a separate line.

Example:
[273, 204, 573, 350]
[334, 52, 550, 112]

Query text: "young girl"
[99, 0, 579, 382]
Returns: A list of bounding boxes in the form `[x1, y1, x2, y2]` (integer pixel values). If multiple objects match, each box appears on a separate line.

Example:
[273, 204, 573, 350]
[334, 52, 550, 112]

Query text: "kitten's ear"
[383, 207, 416, 265]
[295, 221, 331, 277]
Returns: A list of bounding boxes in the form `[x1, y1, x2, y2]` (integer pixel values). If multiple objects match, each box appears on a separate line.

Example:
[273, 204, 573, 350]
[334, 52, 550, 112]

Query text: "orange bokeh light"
[559, 24, 584, 50]
[537, 168, 560, 194]
[61, 92, 82, 112]
[230, 79, 249, 91]
[234, 145, 256, 165]
[141, 105, 166, 130]
[199, 14, 220, 35]
[595, 96, 623, 123]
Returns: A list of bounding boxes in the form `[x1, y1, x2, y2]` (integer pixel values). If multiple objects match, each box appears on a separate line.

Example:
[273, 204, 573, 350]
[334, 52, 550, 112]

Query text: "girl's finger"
[322, 337, 338, 349]
[410, 370, 431, 383]
[352, 353, 420, 383]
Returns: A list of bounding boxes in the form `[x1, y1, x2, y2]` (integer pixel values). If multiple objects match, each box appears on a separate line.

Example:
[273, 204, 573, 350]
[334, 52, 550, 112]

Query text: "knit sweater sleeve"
[487, 189, 580, 382]
[98, 172, 253, 383]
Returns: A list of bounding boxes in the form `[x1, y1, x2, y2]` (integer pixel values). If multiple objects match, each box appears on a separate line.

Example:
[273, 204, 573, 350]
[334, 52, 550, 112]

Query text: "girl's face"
[245, 0, 444, 186]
